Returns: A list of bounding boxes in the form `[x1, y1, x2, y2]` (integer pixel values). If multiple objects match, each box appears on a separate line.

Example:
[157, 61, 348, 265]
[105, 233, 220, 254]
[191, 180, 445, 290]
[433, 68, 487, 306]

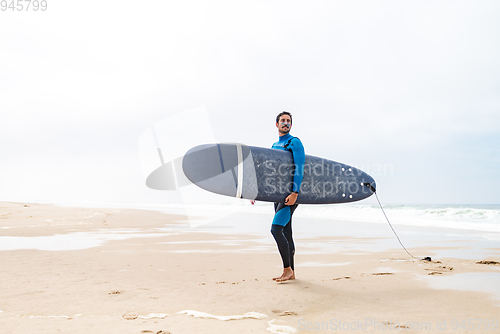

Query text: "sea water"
[2, 200, 499, 258]
[50, 201, 500, 234]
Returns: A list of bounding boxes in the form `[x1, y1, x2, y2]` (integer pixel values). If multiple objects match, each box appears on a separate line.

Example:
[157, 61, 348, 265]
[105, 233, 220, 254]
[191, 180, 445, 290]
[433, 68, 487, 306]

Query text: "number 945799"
[1, 0, 47, 11]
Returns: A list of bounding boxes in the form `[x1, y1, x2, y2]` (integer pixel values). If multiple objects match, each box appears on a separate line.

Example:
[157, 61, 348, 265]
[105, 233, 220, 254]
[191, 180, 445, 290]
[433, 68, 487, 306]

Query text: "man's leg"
[271, 203, 298, 281]
[283, 203, 297, 273]
[271, 224, 291, 267]
[283, 217, 295, 271]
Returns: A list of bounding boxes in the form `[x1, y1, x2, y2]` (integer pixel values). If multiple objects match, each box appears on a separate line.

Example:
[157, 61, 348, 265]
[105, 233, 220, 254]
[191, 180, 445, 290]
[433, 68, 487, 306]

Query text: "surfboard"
[180, 143, 376, 204]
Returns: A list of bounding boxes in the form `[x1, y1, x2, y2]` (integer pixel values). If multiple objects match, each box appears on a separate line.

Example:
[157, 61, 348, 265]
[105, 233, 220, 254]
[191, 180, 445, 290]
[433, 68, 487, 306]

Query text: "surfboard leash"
[364, 183, 418, 259]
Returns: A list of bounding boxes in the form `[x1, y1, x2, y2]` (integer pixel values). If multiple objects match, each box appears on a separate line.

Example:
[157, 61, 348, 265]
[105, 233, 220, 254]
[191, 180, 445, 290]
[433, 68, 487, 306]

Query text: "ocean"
[49, 200, 500, 233]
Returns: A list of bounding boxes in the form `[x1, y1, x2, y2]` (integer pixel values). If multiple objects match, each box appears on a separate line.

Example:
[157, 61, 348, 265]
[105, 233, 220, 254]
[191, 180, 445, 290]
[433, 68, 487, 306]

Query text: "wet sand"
[1, 202, 499, 334]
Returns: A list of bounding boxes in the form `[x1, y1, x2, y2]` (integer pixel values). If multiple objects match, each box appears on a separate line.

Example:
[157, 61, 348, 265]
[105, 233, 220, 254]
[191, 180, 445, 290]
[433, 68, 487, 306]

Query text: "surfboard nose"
[182, 143, 253, 198]
[182, 144, 247, 183]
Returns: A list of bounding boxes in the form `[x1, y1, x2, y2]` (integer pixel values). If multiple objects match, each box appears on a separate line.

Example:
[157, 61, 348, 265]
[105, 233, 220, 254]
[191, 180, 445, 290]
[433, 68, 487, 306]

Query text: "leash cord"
[373, 191, 417, 259]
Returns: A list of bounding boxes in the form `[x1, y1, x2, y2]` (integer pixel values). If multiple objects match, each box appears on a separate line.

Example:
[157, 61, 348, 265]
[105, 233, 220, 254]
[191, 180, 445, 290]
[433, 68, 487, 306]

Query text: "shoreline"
[1, 202, 499, 333]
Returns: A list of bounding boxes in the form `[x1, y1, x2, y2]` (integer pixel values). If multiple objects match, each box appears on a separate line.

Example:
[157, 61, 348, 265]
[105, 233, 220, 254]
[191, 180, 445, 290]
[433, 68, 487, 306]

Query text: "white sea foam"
[27, 314, 81, 319]
[267, 319, 298, 333]
[197, 202, 500, 233]
[178, 310, 268, 321]
[138, 313, 169, 319]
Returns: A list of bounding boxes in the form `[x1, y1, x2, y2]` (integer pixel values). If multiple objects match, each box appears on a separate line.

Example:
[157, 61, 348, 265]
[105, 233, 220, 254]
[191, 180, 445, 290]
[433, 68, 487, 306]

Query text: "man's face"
[276, 115, 292, 135]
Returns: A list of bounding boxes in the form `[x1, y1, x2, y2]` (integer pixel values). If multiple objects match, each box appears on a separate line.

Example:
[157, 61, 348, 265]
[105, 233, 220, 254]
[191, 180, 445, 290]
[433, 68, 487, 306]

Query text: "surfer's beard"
[279, 125, 290, 134]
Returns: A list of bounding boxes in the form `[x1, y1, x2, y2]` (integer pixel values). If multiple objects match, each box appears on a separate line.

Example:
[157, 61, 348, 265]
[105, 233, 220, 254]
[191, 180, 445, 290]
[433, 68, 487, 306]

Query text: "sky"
[1, 0, 499, 205]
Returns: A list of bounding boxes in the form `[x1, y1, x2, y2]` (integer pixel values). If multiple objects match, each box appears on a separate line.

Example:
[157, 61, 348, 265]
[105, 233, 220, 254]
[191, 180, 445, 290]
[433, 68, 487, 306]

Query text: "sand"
[0, 202, 499, 334]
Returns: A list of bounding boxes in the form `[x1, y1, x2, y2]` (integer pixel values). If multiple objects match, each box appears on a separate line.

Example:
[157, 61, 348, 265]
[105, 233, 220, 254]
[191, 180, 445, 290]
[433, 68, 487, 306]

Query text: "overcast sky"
[1, 0, 499, 205]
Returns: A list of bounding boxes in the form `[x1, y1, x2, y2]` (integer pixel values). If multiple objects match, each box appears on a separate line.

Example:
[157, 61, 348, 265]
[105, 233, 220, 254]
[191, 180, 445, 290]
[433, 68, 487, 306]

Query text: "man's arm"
[285, 138, 305, 205]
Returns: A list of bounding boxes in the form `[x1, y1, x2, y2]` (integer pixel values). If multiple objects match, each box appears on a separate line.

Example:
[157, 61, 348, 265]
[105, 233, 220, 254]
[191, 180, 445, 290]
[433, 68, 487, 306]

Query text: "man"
[252, 111, 305, 282]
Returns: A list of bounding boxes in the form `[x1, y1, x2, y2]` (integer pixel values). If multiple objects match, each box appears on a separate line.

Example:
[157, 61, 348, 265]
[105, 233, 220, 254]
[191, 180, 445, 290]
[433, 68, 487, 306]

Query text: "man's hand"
[284, 192, 298, 206]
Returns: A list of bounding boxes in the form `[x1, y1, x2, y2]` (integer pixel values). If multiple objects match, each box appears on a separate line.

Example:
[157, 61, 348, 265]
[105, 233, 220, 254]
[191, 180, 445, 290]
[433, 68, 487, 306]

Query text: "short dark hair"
[276, 111, 292, 124]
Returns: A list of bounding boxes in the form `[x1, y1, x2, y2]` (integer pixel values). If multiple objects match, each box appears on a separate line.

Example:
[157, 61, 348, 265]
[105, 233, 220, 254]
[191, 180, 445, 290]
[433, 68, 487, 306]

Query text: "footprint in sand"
[383, 321, 408, 329]
[476, 260, 500, 265]
[372, 273, 394, 276]
[123, 313, 139, 320]
[275, 311, 297, 316]
[439, 266, 453, 271]
[424, 265, 453, 275]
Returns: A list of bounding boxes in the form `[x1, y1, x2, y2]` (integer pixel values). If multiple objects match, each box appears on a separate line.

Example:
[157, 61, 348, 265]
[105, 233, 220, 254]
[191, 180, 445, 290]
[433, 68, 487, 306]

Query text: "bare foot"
[272, 274, 283, 281]
[276, 268, 295, 282]
[273, 273, 295, 281]
[272, 269, 293, 281]
[272, 273, 294, 280]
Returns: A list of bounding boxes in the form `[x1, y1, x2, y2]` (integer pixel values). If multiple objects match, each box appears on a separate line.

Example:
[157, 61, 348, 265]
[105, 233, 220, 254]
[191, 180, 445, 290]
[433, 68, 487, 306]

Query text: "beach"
[1, 201, 499, 334]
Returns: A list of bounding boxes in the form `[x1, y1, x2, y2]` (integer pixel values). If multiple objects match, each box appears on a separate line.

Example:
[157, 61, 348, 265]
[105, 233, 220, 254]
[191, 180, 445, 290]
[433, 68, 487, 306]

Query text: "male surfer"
[251, 111, 305, 282]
